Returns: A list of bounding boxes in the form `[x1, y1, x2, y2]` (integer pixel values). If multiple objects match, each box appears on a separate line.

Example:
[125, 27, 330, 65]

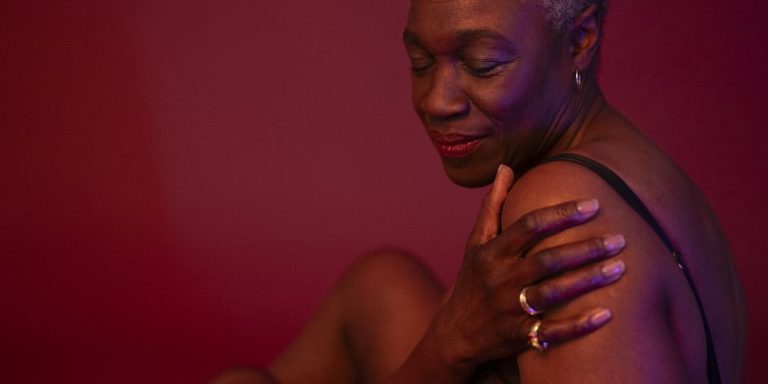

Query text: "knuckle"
[555, 202, 578, 220]
[575, 311, 601, 334]
[593, 262, 611, 281]
[475, 246, 495, 264]
[535, 248, 561, 275]
[519, 202, 579, 235]
[518, 211, 543, 234]
[576, 315, 593, 333]
[539, 283, 563, 304]
[588, 237, 607, 256]
[485, 267, 507, 291]
[583, 266, 604, 286]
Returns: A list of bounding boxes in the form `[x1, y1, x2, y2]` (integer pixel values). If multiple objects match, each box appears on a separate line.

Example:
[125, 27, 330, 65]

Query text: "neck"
[514, 77, 606, 176]
[546, 78, 606, 156]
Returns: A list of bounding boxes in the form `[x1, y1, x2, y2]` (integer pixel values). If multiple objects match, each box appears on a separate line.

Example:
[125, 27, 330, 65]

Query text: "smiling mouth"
[429, 133, 490, 158]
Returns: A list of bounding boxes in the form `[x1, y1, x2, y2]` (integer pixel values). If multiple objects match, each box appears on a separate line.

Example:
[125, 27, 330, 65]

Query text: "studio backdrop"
[1, 1, 766, 382]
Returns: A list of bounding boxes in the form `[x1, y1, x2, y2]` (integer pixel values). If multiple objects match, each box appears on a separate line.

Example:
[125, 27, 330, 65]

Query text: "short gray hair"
[532, 0, 608, 32]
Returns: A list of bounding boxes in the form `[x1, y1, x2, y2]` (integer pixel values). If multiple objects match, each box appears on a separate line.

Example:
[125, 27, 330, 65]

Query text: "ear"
[569, 4, 601, 71]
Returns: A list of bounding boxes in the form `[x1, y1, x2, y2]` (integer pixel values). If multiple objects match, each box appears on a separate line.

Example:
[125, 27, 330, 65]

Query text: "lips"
[429, 132, 490, 158]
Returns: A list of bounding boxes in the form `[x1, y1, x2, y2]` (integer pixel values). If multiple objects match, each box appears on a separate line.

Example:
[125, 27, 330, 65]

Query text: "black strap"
[543, 153, 721, 384]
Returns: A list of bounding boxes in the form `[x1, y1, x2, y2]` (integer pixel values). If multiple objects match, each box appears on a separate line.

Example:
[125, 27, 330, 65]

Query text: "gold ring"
[519, 286, 542, 316]
[527, 319, 549, 351]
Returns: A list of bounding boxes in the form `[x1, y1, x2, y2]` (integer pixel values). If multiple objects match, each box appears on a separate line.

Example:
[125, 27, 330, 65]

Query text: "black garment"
[544, 153, 721, 384]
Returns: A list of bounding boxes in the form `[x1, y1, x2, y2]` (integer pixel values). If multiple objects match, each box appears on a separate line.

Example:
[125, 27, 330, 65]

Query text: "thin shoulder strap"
[544, 153, 675, 251]
[543, 152, 721, 384]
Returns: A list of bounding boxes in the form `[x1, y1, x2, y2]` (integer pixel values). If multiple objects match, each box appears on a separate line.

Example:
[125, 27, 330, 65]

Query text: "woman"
[402, 0, 746, 381]
[216, 0, 746, 382]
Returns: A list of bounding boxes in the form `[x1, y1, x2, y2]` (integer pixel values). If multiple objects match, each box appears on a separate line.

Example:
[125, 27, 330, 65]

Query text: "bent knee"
[338, 248, 444, 308]
[344, 248, 438, 288]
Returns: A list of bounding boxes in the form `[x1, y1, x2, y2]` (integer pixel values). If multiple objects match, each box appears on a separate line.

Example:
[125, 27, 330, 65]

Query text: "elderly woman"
[215, 0, 746, 383]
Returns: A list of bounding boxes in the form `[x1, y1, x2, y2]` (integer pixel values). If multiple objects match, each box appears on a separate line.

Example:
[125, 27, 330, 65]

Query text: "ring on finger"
[527, 319, 549, 352]
[519, 286, 543, 316]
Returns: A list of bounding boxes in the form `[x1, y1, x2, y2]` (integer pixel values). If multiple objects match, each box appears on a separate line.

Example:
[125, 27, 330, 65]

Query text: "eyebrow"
[457, 29, 512, 46]
[403, 28, 513, 49]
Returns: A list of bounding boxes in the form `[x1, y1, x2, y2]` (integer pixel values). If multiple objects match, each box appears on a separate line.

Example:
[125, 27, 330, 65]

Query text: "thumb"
[466, 164, 515, 250]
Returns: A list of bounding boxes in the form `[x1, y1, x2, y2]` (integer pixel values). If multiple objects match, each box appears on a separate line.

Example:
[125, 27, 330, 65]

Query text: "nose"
[418, 64, 469, 121]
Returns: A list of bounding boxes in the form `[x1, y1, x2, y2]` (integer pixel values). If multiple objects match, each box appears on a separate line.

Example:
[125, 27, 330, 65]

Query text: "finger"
[525, 234, 626, 282]
[466, 164, 515, 249]
[521, 258, 626, 313]
[490, 199, 601, 258]
[536, 307, 613, 347]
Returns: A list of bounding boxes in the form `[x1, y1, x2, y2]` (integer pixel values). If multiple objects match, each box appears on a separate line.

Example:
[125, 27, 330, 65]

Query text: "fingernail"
[603, 234, 626, 252]
[497, 164, 511, 176]
[601, 260, 625, 281]
[576, 199, 599, 215]
[590, 309, 612, 327]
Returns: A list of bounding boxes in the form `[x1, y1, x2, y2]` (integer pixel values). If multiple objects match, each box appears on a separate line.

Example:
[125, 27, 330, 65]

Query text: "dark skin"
[213, 0, 746, 382]
[406, 0, 746, 382]
[212, 171, 626, 384]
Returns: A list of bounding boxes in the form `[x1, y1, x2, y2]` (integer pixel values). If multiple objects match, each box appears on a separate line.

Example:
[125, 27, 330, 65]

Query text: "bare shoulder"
[501, 158, 693, 383]
[502, 156, 683, 299]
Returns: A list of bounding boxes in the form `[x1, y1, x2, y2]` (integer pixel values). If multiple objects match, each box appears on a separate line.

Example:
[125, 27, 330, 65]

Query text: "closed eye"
[409, 57, 435, 75]
[464, 59, 514, 77]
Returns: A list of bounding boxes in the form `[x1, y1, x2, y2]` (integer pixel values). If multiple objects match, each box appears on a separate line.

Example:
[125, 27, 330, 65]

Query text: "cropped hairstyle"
[532, 0, 608, 32]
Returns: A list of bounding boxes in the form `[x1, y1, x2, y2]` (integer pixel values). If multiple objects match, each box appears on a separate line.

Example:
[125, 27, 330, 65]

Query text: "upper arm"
[502, 161, 688, 383]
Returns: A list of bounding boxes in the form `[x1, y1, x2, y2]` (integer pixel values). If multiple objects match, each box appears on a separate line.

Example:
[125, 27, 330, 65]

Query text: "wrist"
[389, 332, 474, 384]
[404, 312, 478, 381]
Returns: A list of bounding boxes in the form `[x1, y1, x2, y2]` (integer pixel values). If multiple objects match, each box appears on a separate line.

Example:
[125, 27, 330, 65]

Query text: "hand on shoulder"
[502, 157, 690, 383]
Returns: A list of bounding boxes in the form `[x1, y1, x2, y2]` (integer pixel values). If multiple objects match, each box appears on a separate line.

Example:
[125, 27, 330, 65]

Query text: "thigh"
[269, 249, 445, 384]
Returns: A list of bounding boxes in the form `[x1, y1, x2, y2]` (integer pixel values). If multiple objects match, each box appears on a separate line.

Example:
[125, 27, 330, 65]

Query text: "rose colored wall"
[1, 1, 766, 382]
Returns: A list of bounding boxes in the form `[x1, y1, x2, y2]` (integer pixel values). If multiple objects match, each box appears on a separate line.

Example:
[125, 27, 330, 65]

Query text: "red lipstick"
[429, 133, 489, 158]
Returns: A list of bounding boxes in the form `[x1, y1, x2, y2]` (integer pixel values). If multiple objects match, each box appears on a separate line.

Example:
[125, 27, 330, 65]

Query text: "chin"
[442, 162, 496, 188]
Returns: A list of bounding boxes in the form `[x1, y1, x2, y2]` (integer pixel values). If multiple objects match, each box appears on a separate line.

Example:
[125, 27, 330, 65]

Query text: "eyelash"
[464, 61, 505, 76]
[409, 58, 434, 75]
[409, 57, 509, 78]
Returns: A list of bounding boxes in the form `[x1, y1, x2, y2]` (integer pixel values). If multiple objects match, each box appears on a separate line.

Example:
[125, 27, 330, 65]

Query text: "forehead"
[405, 0, 547, 49]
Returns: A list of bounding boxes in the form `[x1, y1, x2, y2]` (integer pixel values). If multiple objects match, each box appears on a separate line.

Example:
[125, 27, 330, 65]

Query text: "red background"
[2, 1, 766, 382]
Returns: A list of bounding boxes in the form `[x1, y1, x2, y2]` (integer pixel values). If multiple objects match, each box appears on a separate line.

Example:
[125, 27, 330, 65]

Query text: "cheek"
[473, 60, 559, 134]
[471, 76, 530, 127]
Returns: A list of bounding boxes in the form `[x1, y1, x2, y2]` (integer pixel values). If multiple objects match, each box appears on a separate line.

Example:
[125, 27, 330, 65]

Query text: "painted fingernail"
[576, 199, 599, 215]
[590, 309, 612, 327]
[601, 260, 625, 281]
[603, 234, 626, 252]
